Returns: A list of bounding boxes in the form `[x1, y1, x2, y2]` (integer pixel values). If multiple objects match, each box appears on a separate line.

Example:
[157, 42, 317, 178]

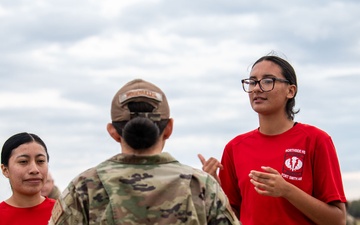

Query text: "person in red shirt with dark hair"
[0, 132, 55, 225]
[199, 54, 347, 225]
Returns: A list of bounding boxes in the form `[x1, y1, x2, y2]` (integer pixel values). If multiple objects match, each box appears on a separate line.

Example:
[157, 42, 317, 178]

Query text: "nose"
[28, 161, 40, 174]
[252, 81, 263, 93]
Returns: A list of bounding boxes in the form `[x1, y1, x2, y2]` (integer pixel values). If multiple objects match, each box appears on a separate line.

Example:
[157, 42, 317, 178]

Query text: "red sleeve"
[219, 141, 242, 213]
[312, 134, 346, 203]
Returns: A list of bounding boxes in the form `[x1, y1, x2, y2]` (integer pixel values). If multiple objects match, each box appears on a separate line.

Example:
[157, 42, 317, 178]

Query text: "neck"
[121, 137, 164, 155]
[258, 113, 294, 135]
[6, 192, 45, 208]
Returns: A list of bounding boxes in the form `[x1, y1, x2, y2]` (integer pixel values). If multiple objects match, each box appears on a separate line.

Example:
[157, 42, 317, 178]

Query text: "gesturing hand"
[249, 166, 291, 198]
[197, 154, 223, 183]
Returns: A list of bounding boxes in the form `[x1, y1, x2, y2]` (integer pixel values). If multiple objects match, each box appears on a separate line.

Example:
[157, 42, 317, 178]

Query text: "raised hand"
[198, 154, 223, 183]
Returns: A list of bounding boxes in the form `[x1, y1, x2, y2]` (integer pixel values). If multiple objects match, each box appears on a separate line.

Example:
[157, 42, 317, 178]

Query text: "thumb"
[197, 154, 206, 165]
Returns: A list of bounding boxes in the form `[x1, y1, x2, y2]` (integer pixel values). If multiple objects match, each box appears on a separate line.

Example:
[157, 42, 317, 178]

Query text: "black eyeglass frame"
[241, 77, 290, 93]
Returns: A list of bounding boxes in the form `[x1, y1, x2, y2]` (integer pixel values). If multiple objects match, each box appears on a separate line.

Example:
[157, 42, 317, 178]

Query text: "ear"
[107, 123, 122, 143]
[1, 164, 9, 178]
[162, 118, 174, 140]
[287, 84, 297, 99]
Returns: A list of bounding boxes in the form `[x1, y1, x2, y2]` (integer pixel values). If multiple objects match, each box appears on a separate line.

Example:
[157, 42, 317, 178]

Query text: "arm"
[198, 145, 242, 218]
[205, 175, 242, 225]
[49, 183, 87, 225]
[249, 166, 346, 225]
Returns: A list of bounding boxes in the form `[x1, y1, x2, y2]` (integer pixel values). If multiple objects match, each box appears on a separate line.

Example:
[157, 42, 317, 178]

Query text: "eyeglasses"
[241, 77, 290, 93]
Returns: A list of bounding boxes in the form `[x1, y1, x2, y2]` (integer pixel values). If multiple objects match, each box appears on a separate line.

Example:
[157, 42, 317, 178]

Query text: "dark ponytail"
[112, 102, 169, 150]
[123, 117, 160, 149]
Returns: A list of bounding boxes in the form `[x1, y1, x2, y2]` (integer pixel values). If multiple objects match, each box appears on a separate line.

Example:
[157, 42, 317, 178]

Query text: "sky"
[1, 0, 360, 202]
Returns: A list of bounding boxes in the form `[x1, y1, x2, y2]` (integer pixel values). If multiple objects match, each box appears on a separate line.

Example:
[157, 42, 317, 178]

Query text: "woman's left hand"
[249, 166, 291, 198]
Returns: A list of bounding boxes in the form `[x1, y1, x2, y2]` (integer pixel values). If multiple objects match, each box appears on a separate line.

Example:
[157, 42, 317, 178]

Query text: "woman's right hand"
[197, 154, 223, 184]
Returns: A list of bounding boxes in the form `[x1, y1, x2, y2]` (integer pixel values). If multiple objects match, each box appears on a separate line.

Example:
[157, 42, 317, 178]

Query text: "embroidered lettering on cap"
[119, 89, 163, 103]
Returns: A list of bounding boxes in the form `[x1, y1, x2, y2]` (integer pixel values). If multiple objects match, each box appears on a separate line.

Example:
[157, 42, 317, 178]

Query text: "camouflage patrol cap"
[111, 79, 170, 122]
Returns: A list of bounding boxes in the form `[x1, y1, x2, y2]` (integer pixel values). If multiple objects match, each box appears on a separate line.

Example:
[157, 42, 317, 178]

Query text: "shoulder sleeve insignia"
[51, 200, 64, 224]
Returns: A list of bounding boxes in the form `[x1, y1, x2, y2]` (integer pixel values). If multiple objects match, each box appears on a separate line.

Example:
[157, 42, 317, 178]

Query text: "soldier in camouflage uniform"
[49, 79, 241, 225]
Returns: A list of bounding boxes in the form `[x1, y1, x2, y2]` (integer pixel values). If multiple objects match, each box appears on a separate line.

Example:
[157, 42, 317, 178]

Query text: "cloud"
[0, 89, 95, 109]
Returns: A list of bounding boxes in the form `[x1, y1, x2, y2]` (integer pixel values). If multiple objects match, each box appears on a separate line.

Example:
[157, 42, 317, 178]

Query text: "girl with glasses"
[198, 55, 347, 225]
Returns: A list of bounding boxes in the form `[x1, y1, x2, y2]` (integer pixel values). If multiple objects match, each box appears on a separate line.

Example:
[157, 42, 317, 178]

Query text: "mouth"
[24, 178, 42, 184]
[253, 96, 267, 102]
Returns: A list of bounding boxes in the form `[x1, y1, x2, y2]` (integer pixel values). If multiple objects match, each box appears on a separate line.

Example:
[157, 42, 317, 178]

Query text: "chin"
[251, 106, 265, 114]
[23, 187, 43, 196]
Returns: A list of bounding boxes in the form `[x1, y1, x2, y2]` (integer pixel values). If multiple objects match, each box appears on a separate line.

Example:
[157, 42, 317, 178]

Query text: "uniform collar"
[108, 152, 178, 165]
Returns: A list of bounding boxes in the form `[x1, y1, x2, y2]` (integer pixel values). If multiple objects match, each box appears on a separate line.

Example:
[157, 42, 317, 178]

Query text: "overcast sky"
[1, 0, 360, 202]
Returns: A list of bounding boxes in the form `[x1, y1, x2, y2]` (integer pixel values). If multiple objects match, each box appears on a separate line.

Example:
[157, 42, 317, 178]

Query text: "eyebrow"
[249, 73, 277, 79]
[16, 153, 47, 159]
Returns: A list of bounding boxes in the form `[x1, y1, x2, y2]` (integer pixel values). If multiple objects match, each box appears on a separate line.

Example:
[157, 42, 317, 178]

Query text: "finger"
[249, 170, 269, 179]
[197, 154, 206, 165]
[250, 179, 272, 196]
[205, 158, 223, 170]
[250, 179, 267, 190]
[203, 158, 218, 170]
[249, 173, 269, 184]
[218, 163, 224, 170]
[261, 166, 280, 175]
[254, 186, 271, 196]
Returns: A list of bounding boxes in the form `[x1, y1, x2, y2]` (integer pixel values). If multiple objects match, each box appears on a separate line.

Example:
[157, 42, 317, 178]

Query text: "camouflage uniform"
[49, 152, 241, 225]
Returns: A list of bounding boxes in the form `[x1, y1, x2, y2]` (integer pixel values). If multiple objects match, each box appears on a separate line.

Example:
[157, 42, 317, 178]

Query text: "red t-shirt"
[219, 123, 346, 225]
[0, 197, 56, 225]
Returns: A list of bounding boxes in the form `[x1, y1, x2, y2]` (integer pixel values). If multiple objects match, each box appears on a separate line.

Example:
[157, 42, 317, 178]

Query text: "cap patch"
[120, 89, 162, 104]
